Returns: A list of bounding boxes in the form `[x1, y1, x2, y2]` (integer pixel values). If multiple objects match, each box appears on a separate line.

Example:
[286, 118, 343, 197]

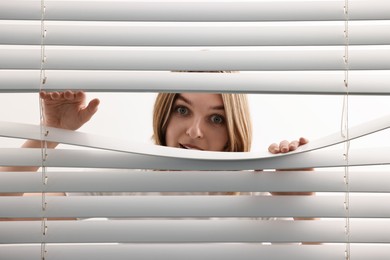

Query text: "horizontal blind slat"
[1, 220, 390, 243]
[1, 46, 390, 70]
[1, 114, 389, 160]
[1, 171, 390, 193]
[1, 0, 389, 21]
[1, 70, 390, 95]
[1, 244, 390, 260]
[1, 147, 389, 170]
[2, 21, 390, 46]
[1, 196, 389, 219]
[2, 244, 390, 260]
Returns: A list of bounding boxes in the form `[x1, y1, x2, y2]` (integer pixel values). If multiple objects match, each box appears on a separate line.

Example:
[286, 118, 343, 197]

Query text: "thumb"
[79, 98, 100, 123]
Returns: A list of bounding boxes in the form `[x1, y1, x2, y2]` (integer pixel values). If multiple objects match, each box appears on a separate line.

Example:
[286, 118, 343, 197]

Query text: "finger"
[75, 91, 86, 101]
[79, 98, 100, 123]
[39, 91, 46, 99]
[40, 91, 60, 100]
[288, 140, 299, 151]
[64, 90, 76, 100]
[299, 137, 309, 145]
[87, 98, 100, 113]
[50, 91, 60, 100]
[279, 140, 290, 153]
[268, 143, 279, 154]
[40, 91, 53, 100]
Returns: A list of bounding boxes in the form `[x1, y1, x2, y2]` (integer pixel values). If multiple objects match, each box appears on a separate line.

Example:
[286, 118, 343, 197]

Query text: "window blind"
[1, 0, 390, 259]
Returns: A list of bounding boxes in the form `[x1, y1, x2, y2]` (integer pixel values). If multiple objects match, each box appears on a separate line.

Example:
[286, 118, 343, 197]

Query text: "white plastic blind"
[1, 0, 390, 259]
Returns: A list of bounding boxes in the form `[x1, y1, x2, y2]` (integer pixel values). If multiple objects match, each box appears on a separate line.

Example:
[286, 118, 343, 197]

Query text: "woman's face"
[165, 93, 229, 151]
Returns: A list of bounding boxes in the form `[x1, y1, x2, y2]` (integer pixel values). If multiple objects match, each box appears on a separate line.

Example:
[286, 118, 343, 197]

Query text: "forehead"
[177, 93, 224, 107]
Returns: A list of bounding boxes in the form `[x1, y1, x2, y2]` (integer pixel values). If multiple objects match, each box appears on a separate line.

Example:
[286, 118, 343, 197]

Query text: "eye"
[210, 114, 224, 124]
[175, 106, 189, 116]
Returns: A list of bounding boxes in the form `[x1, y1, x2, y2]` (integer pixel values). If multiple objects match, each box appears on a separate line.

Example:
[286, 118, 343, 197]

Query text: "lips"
[179, 143, 203, 150]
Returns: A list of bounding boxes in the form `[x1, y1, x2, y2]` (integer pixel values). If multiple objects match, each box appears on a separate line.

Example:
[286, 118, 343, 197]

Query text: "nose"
[186, 118, 204, 139]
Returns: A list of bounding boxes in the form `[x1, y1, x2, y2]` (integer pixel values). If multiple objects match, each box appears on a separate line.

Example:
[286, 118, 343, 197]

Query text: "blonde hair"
[152, 93, 252, 152]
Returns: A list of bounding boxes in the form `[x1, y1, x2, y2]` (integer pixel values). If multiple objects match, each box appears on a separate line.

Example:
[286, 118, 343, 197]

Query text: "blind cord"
[342, 0, 351, 259]
[39, 0, 48, 259]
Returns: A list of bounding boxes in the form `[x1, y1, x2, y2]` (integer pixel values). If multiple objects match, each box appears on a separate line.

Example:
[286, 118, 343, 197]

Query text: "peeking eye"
[176, 106, 189, 115]
[210, 114, 224, 124]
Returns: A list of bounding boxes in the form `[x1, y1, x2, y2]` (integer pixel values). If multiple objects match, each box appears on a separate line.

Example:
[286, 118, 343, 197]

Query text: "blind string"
[39, 0, 48, 259]
[342, 1, 351, 259]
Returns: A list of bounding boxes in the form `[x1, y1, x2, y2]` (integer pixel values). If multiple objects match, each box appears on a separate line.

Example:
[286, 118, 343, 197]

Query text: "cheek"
[165, 117, 180, 147]
[165, 127, 174, 147]
[208, 126, 229, 150]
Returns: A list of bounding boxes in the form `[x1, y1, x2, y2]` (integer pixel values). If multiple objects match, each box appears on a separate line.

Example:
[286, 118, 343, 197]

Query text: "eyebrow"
[176, 94, 225, 111]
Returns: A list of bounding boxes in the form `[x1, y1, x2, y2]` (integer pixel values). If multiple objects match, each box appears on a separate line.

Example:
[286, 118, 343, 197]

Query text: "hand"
[266, 137, 319, 230]
[40, 90, 100, 130]
[0, 91, 99, 176]
[268, 137, 309, 154]
[267, 137, 314, 195]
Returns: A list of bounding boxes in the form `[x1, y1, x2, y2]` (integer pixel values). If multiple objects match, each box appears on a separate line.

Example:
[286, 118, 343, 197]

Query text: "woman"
[153, 92, 251, 153]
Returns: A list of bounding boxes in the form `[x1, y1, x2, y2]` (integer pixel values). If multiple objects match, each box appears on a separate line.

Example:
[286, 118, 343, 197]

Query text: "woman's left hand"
[267, 137, 319, 240]
[267, 137, 314, 196]
[268, 137, 309, 154]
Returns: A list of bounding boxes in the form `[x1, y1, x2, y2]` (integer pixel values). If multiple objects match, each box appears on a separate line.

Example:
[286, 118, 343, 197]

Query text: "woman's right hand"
[40, 90, 100, 130]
